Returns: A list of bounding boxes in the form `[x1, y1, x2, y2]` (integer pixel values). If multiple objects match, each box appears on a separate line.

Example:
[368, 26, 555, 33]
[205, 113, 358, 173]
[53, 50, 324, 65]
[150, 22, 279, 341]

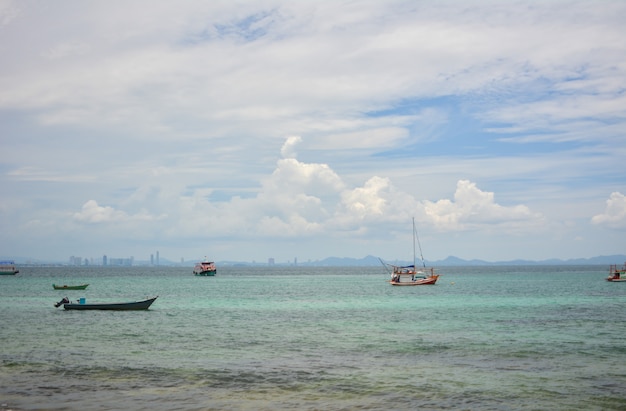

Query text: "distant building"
[156, 250, 159, 266]
[109, 256, 134, 266]
[268, 258, 275, 266]
[150, 254, 154, 265]
[103, 255, 107, 266]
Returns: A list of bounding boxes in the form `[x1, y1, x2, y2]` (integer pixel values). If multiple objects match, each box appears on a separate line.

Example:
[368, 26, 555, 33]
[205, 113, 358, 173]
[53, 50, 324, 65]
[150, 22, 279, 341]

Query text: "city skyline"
[8, 251, 626, 268]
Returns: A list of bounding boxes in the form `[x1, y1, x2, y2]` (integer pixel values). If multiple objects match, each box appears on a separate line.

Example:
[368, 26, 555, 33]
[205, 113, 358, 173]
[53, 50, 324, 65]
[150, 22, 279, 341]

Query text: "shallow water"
[1, 265, 625, 410]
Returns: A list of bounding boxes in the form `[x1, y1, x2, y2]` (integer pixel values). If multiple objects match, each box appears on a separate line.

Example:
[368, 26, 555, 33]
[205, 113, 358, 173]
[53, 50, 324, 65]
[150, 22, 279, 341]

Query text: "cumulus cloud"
[421, 180, 544, 231]
[280, 136, 302, 159]
[591, 192, 626, 229]
[254, 146, 346, 234]
[46, 135, 554, 263]
[73, 200, 162, 223]
[174, 139, 544, 240]
[338, 176, 417, 226]
[78, 137, 546, 241]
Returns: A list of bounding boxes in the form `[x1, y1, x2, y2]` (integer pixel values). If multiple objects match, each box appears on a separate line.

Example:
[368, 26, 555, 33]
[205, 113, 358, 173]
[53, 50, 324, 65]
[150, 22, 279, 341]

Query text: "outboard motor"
[55, 297, 70, 308]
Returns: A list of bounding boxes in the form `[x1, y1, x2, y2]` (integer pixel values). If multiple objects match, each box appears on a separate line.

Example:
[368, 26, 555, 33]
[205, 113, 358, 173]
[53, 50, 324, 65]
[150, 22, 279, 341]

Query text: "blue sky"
[1, 0, 625, 264]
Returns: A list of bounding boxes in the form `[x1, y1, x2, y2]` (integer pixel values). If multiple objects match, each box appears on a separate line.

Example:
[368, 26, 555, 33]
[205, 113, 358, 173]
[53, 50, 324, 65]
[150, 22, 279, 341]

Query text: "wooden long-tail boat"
[55, 296, 158, 310]
[53, 284, 89, 290]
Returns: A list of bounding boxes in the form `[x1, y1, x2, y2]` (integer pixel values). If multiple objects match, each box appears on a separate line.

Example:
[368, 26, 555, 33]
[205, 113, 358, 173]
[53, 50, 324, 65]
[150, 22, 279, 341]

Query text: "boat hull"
[391, 275, 439, 286]
[53, 284, 89, 290]
[194, 270, 216, 276]
[606, 277, 626, 282]
[63, 296, 157, 310]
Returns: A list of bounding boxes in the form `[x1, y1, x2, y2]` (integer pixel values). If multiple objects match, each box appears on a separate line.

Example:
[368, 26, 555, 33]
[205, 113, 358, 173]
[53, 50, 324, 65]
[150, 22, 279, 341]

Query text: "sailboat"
[384, 218, 440, 286]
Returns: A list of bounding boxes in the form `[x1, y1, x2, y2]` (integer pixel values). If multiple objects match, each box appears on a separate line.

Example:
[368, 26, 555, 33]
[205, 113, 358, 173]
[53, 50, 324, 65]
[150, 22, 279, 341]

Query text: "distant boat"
[607, 263, 626, 282]
[55, 296, 158, 310]
[53, 284, 89, 290]
[0, 260, 19, 275]
[193, 258, 216, 276]
[382, 218, 440, 286]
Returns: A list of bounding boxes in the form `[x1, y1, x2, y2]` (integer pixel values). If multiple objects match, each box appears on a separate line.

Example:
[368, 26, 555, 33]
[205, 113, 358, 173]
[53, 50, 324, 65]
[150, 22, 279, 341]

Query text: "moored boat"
[382, 218, 440, 286]
[390, 266, 440, 285]
[53, 283, 89, 290]
[193, 258, 216, 276]
[607, 263, 626, 282]
[0, 260, 19, 275]
[55, 296, 158, 310]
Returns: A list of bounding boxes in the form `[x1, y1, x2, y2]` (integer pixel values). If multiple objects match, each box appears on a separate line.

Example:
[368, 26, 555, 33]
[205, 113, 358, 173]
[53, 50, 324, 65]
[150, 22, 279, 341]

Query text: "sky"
[1, 0, 625, 264]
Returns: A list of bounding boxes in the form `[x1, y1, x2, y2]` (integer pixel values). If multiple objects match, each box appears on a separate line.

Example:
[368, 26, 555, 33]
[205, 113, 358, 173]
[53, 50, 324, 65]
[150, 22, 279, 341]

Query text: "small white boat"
[0, 260, 19, 275]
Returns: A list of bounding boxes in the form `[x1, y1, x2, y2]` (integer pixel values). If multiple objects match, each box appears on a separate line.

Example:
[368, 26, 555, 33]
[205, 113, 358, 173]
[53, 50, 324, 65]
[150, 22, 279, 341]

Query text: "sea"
[1, 265, 625, 411]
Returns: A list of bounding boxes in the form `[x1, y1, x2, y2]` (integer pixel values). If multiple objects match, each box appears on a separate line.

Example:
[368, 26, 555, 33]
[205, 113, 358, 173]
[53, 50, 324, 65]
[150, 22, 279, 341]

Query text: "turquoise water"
[1, 265, 625, 410]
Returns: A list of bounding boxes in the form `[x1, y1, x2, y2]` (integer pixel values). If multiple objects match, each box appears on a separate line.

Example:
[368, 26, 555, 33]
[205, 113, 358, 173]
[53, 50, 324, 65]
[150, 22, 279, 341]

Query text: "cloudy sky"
[1, 1, 625, 264]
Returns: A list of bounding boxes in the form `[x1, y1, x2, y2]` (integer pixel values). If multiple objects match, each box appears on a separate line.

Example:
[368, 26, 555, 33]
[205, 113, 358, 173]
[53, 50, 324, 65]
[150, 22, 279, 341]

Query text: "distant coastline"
[4, 254, 626, 267]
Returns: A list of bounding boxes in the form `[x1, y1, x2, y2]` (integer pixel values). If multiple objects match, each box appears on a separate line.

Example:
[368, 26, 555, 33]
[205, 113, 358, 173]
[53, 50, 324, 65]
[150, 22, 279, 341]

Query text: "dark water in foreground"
[1, 265, 625, 410]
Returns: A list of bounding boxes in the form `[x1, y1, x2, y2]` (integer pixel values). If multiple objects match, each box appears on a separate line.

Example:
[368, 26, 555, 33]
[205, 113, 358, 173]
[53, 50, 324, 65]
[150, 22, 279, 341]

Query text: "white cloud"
[341, 176, 389, 218]
[591, 192, 626, 229]
[65, 138, 544, 245]
[0, 0, 18, 27]
[421, 180, 544, 232]
[73, 200, 163, 224]
[315, 127, 409, 150]
[8, 167, 95, 183]
[73, 200, 128, 223]
[1, 2, 625, 262]
[280, 135, 302, 159]
[43, 41, 90, 60]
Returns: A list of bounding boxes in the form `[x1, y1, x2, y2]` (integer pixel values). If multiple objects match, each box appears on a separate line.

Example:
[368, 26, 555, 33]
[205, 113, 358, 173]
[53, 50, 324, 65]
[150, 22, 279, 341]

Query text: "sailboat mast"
[413, 217, 426, 268]
[412, 217, 416, 270]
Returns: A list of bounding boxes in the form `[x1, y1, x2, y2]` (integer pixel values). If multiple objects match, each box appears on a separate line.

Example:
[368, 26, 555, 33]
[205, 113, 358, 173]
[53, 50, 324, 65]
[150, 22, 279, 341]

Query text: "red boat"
[390, 266, 440, 286]
[193, 258, 216, 276]
[607, 263, 626, 282]
[384, 218, 440, 286]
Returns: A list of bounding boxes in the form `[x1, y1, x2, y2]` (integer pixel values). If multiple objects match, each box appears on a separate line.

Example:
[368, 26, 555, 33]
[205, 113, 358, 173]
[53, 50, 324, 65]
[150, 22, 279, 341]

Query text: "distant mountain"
[305, 254, 626, 267]
[309, 255, 382, 266]
[5, 254, 626, 267]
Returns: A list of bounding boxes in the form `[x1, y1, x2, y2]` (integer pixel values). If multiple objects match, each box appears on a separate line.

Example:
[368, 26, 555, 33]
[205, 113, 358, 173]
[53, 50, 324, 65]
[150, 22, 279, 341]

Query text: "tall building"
[69, 256, 82, 266]
[268, 258, 275, 266]
[108, 257, 134, 266]
[103, 255, 107, 266]
[156, 250, 160, 266]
